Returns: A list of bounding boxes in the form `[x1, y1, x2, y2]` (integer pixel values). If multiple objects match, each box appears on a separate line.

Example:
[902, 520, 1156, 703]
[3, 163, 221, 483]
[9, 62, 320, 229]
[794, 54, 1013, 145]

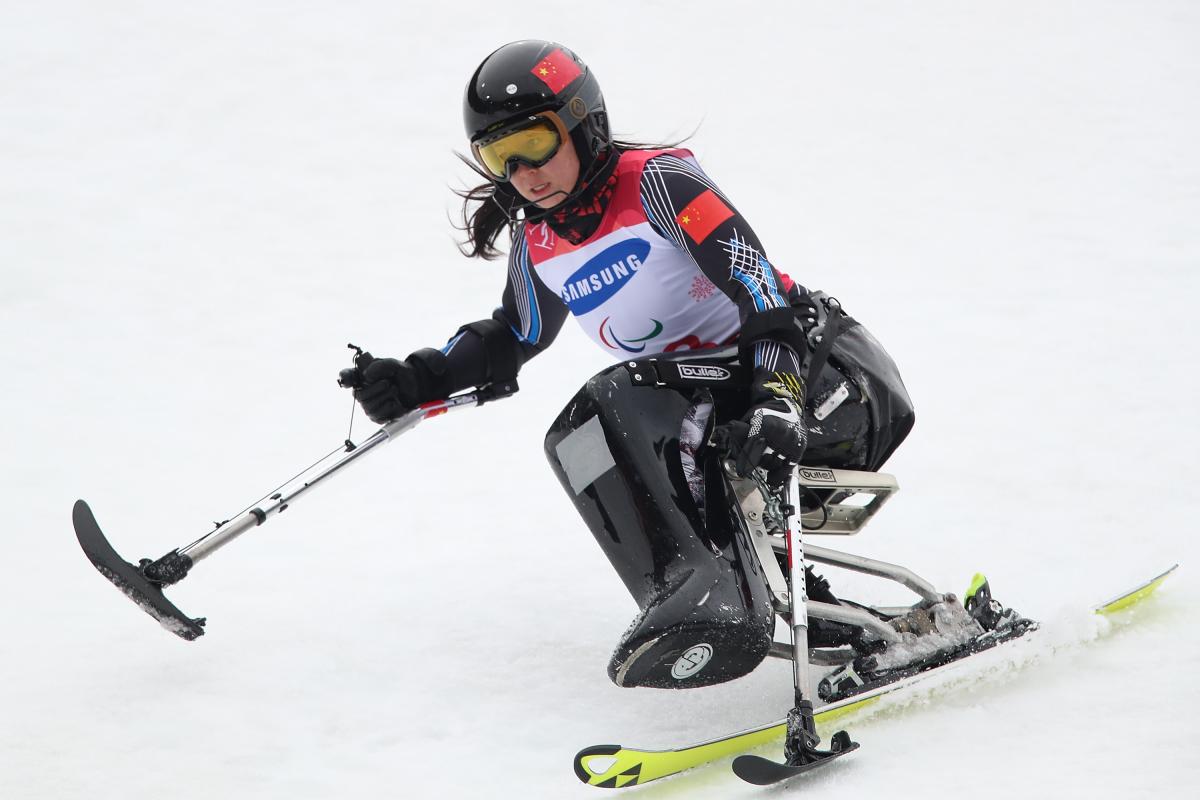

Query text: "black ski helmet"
[463, 40, 611, 177]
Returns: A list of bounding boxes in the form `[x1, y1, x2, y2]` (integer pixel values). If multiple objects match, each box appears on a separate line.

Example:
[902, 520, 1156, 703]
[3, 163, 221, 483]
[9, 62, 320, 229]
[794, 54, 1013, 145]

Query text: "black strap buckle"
[624, 358, 748, 389]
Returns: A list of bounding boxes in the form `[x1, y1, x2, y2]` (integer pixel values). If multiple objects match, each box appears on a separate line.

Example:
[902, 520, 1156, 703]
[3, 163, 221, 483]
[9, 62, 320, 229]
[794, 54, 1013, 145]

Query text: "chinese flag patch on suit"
[676, 189, 735, 244]
[531, 49, 582, 94]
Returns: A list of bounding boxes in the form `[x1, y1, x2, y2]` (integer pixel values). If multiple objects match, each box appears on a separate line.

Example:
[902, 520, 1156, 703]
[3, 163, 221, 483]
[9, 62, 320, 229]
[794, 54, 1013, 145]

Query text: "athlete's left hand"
[725, 369, 808, 486]
[339, 355, 424, 424]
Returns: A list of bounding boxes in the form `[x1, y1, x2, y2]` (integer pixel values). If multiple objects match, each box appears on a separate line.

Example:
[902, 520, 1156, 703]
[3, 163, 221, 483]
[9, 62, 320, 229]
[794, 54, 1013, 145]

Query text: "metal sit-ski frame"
[729, 466, 946, 662]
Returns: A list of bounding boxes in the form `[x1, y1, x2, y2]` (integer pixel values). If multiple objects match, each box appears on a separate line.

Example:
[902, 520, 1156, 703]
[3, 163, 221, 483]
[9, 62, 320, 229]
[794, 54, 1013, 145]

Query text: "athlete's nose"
[511, 161, 538, 179]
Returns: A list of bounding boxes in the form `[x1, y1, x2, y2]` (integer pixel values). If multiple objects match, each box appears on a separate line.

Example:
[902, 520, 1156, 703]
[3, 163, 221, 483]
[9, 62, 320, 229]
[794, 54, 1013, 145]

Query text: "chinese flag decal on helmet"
[530, 48, 582, 93]
[676, 189, 735, 244]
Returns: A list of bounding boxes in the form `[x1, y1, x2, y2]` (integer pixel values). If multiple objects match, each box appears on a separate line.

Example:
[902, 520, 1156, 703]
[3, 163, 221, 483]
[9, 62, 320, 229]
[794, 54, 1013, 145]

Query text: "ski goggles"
[471, 112, 575, 181]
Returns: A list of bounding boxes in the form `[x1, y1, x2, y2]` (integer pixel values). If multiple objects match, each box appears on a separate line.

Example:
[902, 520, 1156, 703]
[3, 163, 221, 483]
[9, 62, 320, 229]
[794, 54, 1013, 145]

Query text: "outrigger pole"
[73, 379, 518, 640]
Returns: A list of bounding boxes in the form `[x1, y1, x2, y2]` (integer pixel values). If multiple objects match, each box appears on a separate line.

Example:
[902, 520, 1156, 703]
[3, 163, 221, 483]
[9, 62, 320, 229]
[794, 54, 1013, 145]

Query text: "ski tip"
[72, 498, 93, 526]
[731, 755, 782, 785]
[574, 745, 643, 788]
[72, 500, 103, 550]
[1095, 564, 1179, 616]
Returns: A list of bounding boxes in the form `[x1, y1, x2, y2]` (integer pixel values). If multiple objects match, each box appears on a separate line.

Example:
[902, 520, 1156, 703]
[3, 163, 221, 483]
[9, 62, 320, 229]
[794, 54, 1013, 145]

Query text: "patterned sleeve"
[435, 227, 568, 391]
[639, 153, 804, 375]
[497, 226, 569, 353]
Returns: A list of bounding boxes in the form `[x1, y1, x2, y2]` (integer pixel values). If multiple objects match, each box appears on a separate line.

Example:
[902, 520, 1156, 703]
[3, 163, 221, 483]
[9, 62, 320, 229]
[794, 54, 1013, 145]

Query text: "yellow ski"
[573, 564, 1178, 789]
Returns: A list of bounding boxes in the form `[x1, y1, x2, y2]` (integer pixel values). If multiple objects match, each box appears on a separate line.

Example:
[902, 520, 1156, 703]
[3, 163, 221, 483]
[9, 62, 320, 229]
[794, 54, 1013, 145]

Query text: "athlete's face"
[509, 135, 581, 209]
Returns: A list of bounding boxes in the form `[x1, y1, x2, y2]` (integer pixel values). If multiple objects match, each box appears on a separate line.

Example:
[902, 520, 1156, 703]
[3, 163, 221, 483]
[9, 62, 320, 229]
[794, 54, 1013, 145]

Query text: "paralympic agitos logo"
[599, 316, 663, 352]
[560, 238, 651, 314]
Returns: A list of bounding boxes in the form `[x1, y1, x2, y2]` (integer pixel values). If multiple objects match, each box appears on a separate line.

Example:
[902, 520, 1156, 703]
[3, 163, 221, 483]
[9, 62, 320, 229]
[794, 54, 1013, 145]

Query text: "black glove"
[339, 356, 423, 424]
[725, 369, 808, 486]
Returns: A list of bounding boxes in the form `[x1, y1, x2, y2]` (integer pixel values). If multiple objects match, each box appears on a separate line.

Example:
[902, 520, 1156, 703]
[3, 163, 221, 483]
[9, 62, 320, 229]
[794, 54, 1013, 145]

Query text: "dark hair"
[453, 138, 687, 260]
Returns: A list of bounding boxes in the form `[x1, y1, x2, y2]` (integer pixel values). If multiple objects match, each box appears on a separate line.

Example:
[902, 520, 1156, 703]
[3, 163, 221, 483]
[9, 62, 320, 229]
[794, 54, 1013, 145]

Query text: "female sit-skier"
[340, 40, 999, 690]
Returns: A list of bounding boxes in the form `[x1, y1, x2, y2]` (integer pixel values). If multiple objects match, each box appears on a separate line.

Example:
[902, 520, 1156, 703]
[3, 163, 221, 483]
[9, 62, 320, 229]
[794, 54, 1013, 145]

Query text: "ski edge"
[572, 563, 1178, 789]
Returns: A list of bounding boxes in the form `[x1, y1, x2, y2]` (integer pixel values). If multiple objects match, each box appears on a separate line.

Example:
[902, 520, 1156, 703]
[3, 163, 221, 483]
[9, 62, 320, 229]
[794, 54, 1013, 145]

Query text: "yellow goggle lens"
[475, 120, 562, 178]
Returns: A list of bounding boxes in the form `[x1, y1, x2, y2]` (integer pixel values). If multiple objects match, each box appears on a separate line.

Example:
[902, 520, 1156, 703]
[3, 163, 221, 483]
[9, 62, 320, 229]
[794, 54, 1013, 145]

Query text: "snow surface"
[3, 2, 1198, 798]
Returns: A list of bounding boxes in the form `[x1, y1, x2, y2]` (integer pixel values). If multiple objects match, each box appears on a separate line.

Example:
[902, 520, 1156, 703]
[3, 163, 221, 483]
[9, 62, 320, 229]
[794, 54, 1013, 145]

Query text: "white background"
[2, 2, 1197, 797]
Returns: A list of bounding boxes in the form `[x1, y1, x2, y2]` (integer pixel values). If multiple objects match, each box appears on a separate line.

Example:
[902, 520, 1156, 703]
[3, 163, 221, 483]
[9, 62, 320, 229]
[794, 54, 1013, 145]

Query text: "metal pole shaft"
[788, 480, 813, 704]
[180, 428, 391, 563]
[179, 393, 484, 563]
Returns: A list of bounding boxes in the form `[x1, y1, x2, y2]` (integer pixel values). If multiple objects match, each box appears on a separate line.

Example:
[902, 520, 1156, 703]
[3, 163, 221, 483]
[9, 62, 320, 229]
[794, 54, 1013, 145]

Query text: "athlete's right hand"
[722, 368, 808, 488]
[340, 357, 422, 424]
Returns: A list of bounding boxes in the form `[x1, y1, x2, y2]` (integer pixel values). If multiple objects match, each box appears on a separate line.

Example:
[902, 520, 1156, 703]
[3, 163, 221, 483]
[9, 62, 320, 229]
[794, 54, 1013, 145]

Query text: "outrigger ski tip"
[72, 500, 206, 641]
[732, 730, 858, 786]
[730, 698, 860, 786]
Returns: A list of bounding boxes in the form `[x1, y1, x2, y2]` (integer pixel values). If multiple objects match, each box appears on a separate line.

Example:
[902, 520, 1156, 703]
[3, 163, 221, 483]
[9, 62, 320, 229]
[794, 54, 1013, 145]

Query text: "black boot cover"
[544, 363, 775, 689]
